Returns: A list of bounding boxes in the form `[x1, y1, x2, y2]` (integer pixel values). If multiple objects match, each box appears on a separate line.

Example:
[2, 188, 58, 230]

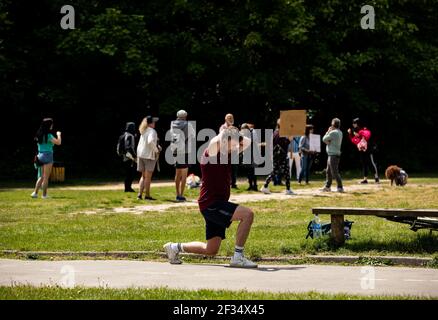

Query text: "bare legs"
[33, 163, 53, 197]
[138, 170, 153, 198]
[181, 205, 254, 255]
[175, 168, 188, 198]
[181, 237, 222, 256]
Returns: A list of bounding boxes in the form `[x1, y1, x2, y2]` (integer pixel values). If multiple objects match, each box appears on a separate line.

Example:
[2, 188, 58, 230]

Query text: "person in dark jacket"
[118, 122, 137, 192]
[240, 123, 259, 191]
[347, 118, 379, 184]
[260, 119, 295, 195]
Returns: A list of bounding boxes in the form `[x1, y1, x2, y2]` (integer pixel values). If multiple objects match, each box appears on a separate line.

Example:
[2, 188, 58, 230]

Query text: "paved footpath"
[1, 259, 437, 297]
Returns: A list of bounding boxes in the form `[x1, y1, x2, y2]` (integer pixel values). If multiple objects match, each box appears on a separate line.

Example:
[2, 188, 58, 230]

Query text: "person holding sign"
[260, 119, 295, 195]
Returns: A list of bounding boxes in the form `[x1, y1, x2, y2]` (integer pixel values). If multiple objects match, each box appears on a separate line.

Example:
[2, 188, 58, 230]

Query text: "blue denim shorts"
[38, 152, 54, 165]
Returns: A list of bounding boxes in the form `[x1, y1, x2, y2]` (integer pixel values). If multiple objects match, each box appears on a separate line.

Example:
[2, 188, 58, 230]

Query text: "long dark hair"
[304, 124, 314, 136]
[35, 118, 54, 144]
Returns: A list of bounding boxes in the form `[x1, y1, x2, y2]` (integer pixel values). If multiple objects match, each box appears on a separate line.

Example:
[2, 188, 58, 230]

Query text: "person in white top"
[137, 116, 160, 200]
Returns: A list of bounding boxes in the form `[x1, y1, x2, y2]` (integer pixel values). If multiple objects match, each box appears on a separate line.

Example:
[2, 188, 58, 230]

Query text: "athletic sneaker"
[360, 179, 368, 184]
[30, 192, 38, 199]
[285, 189, 296, 195]
[145, 196, 156, 201]
[41, 195, 50, 199]
[176, 196, 186, 202]
[230, 256, 258, 268]
[337, 187, 345, 193]
[163, 242, 182, 265]
[321, 187, 331, 192]
[137, 195, 143, 200]
[375, 177, 380, 184]
[260, 187, 271, 194]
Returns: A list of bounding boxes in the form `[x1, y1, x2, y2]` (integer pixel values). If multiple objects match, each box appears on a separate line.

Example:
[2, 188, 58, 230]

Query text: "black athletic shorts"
[201, 201, 239, 240]
[173, 152, 190, 169]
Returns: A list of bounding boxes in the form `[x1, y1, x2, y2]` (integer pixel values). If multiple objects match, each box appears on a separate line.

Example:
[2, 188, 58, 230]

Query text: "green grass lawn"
[0, 285, 433, 300]
[0, 178, 437, 258]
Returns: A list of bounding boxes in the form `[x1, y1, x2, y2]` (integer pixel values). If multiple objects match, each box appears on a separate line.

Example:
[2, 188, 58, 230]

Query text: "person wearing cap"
[137, 116, 160, 200]
[170, 110, 196, 202]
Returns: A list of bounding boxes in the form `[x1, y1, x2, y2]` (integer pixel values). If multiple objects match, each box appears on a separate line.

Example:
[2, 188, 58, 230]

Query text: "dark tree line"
[1, 0, 437, 179]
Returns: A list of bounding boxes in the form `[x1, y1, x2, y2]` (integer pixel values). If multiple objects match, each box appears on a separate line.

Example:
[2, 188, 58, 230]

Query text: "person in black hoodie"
[117, 122, 137, 192]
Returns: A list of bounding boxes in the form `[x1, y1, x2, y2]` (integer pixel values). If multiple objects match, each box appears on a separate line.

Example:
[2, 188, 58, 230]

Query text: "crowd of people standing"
[31, 113, 381, 199]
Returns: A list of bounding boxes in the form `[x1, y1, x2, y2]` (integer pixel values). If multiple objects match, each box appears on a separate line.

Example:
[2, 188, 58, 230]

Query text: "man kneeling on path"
[164, 127, 258, 268]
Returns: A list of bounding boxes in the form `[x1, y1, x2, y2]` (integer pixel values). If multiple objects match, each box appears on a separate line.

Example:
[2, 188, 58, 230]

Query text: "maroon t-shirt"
[198, 149, 231, 211]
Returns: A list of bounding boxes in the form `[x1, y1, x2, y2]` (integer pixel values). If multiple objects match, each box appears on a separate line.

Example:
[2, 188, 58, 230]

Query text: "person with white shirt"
[137, 116, 160, 200]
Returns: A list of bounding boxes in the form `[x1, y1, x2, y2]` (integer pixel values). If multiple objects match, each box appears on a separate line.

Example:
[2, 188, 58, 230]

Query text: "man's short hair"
[177, 110, 187, 119]
[221, 126, 242, 143]
[332, 118, 341, 128]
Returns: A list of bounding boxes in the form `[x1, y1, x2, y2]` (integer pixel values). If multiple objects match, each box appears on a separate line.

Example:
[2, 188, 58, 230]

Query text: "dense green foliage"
[1, 1, 437, 178]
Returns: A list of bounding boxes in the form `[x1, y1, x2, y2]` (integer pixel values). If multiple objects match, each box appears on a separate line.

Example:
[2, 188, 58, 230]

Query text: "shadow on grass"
[306, 233, 438, 255]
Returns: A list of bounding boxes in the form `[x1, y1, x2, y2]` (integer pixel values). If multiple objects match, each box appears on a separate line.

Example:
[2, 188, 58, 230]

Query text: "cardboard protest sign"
[279, 110, 306, 137]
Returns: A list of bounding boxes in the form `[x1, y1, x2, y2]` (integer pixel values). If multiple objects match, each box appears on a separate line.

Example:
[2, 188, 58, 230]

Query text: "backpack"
[306, 220, 354, 240]
[116, 133, 127, 157]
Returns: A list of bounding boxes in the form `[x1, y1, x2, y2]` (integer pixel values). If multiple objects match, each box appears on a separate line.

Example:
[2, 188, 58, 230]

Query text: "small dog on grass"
[385, 165, 408, 186]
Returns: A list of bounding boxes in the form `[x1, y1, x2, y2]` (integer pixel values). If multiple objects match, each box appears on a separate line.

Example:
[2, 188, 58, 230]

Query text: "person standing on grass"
[348, 118, 380, 184]
[240, 123, 259, 191]
[288, 135, 302, 182]
[117, 122, 137, 193]
[137, 116, 160, 200]
[260, 118, 295, 195]
[219, 113, 238, 188]
[321, 118, 344, 193]
[31, 118, 62, 199]
[164, 127, 258, 268]
[298, 125, 317, 185]
[170, 109, 196, 202]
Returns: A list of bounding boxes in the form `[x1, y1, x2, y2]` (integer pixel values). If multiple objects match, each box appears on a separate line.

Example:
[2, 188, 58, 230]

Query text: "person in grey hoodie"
[321, 118, 344, 193]
[170, 110, 196, 202]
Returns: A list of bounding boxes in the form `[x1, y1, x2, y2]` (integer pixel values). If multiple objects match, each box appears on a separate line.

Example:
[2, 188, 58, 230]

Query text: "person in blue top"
[31, 118, 62, 199]
[288, 136, 302, 182]
[298, 125, 317, 184]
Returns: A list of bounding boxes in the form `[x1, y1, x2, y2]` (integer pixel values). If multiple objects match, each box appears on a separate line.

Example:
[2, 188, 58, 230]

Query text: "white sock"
[234, 246, 244, 258]
[170, 243, 184, 253]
